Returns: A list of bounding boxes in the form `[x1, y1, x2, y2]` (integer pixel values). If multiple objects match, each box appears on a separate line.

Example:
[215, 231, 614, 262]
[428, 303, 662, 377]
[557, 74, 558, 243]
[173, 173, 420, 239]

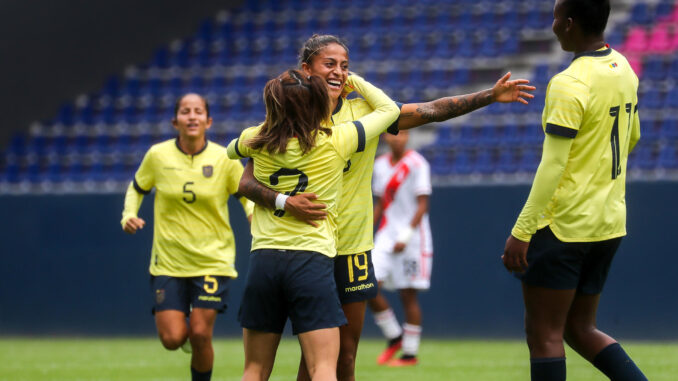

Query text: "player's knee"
[525, 327, 562, 352]
[563, 322, 595, 346]
[158, 332, 185, 350]
[189, 328, 213, 349]
[336, 351, 356, 379]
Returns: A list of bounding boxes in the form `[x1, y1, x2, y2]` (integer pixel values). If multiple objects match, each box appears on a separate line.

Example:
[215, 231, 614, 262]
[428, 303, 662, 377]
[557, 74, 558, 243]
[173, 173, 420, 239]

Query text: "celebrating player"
[237, 34, 535, 379]
[369, 130, 432, 366]
[226, 70, 399, 381]
[120, 93, 253, 381]
[502, 1, 647, 380]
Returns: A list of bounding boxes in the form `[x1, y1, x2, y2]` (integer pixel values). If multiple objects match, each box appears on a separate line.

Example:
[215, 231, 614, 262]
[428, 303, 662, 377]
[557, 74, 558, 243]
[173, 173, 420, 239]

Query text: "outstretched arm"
[238, 159, 327, 227]
[397, 72, 536, 130]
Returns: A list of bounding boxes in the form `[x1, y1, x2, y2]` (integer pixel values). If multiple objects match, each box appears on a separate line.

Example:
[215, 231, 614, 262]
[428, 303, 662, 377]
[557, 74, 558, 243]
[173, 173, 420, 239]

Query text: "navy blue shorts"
[334, 251, 378, 304]
[238, 249, 347, 335]
[517, 226, 622, 294]
[150, 275, 230, 315]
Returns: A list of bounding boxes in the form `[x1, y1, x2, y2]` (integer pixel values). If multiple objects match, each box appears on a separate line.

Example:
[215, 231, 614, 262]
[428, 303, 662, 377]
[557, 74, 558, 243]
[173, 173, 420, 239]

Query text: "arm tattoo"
[416, 89, 494, 122]
[239, 177, 277, 210]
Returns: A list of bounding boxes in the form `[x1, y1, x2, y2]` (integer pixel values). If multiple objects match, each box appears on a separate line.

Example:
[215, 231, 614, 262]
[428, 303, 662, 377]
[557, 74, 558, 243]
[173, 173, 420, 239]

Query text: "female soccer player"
[237, 34, 536, 379]
[226, 69, 399, 381]
[121, 93, 253, 381]
[503, 1, 647, 380]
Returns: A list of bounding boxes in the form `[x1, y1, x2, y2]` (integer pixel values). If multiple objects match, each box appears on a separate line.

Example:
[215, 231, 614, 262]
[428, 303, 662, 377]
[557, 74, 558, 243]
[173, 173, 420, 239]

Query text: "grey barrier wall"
[0, 182, 676, 339]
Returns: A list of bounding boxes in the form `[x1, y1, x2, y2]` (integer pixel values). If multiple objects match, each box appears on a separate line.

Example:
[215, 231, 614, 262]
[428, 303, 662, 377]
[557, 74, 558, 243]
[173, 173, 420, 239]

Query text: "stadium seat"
[629, 3, 652, 25]
[623, 27, 648, 53]
[644, 56, 667, 81]
[4, 0, 677, 191]
[641, 89, 663, 110]
[647, 24, 672, 53]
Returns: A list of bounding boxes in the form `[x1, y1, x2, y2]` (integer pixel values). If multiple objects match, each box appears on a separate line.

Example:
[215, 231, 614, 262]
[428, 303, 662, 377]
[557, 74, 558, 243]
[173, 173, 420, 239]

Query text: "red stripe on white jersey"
[377, 161, 411, 231]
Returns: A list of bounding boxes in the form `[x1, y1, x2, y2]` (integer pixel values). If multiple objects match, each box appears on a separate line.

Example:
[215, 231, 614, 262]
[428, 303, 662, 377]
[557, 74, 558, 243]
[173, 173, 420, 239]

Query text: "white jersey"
[372, 150, 433, 290]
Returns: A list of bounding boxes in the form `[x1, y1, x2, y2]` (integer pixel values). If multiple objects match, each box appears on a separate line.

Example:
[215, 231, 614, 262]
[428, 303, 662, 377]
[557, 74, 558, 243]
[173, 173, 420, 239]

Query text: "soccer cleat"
[180, 339, 192, 354]
[376, 337, 402, 365]
[387, 355, 418, 367]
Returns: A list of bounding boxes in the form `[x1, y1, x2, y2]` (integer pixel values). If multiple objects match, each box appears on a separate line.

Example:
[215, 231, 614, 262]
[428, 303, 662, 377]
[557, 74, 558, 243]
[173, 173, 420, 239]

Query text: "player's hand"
[492, 72, 536, 105]
[393, 242, 407, 253]
[342, 72, 357, 98]
[285, 193, 327, 227]
[123, 217, 146, 234]
[502, 234, 529, 273]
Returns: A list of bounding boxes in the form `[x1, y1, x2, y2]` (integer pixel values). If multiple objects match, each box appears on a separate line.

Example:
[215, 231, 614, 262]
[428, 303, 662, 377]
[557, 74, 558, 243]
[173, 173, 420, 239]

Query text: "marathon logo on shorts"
[202, 165, 213, 178]
[345, 282, 375, 293]
[156, 289, 165, 304]
[198, 295, 222, 302]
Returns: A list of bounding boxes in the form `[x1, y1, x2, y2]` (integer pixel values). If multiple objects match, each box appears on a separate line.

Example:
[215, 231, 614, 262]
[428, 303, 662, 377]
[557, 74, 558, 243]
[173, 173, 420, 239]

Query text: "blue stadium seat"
[452, 149, 472, 175]
[474, 148, 494, 174]
[519, 146, 540, 172]
[478, 37, 499, 58]
[660, 118, 678, 139]
[644, 57, 666, 82]
[533, 64, 550, 84]
[658, 144, 678, 168]
[501, 9, 521, 29]
[629, 3, 652, 24]
[641, 89, 663, 110]
[664, 88, 678, 109]
[667, 56, 678, 79]
[655, 1, 674, 19]
[497, 147, 519, 173]
[500, 33, 520, 55]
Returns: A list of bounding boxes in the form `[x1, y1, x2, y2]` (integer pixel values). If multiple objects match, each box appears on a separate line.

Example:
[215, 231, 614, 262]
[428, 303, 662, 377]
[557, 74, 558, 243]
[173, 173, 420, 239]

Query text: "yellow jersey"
[121, 138, 254, 277]
[514, 47, 640, 242]
[227, 74, 399, 257]
[331, 97, 400, 255]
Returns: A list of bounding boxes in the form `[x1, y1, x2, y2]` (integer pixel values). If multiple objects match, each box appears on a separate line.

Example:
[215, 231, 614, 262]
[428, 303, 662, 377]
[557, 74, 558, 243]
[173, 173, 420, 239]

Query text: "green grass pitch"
[1, 338, 676, 380]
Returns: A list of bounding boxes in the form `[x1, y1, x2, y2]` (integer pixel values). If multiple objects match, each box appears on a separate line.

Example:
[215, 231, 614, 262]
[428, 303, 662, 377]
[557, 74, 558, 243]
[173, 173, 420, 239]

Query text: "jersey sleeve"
[511, 134, 574, 242]
[629, 103, 641, 153]
[226, 136, 249, 160]
[542, 73, 590, 139]
[228, 126, 262, 159]
[133, 148, 155, 194]
[332, 74, 400, 159]
[387, 102, 404, 135]
[413, 159, 432, 196]
[120, 181, 144, 228]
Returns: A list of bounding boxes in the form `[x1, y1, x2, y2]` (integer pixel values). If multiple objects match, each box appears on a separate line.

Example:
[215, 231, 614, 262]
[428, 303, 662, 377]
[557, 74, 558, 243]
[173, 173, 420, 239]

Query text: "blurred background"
[0, 0, 676, 339]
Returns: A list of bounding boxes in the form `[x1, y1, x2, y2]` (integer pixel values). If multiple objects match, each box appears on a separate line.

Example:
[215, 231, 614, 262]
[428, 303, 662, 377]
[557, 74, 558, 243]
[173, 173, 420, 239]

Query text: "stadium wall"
[1, 182, 676, 339]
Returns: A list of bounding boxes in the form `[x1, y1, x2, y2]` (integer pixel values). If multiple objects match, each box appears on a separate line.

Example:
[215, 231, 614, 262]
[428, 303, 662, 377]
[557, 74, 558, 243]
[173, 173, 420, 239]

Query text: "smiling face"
[172, 94, 212, 140]
[301, 43, 349, 102]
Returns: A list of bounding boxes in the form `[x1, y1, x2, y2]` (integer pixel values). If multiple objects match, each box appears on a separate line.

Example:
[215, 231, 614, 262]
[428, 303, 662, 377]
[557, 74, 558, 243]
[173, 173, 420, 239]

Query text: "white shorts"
[372, 230, 433, 291]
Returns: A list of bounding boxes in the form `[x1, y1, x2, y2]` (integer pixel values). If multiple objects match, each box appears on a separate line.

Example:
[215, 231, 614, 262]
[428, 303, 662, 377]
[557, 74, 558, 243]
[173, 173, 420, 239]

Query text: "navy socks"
[530, 357, 566, 381]
[593, 343, 648, 381]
